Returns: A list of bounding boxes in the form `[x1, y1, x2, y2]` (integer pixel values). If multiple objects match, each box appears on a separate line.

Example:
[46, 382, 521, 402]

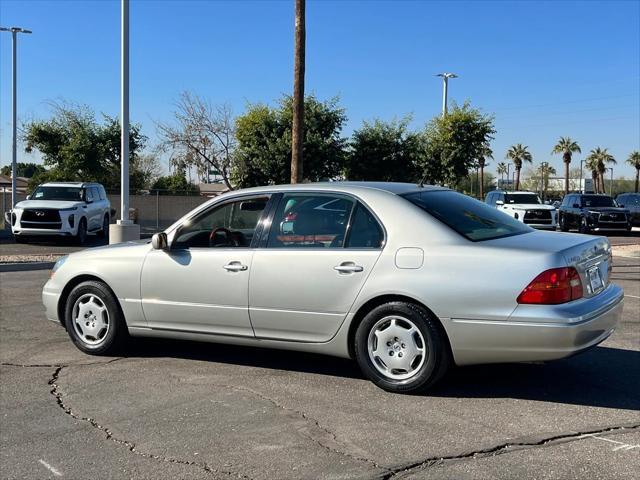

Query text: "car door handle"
[223, 262, 248, 272]
[334, 263, 364, 273]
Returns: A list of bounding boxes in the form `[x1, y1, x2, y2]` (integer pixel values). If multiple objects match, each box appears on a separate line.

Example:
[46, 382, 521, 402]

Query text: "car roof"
[491, 190, 537, 195]
[231, 181, 447, 196]
[40, 182, 101, 187]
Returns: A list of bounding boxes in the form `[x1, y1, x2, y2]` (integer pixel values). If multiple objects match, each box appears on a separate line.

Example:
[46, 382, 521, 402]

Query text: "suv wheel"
[559, 214, 569, 232]
[75, 218, 87, 245]
[64, 280, 127, 355]
[354, 301, 450, 393]
[97, 214, 109, 239]
[579, 216, 591, 234]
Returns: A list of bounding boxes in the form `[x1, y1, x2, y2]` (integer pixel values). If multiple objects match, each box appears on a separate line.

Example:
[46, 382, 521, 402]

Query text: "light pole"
[607, 167, 614, 196]
[436, 72, 457, 117]
[579, 159, 584, 194]
[110, 0, 140, 243]
[0, 26, 32, 209]
[506, 163, 511, 191]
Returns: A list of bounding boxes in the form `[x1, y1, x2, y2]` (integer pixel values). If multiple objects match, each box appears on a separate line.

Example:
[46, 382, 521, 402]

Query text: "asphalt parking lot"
[0, 236, 638, 479]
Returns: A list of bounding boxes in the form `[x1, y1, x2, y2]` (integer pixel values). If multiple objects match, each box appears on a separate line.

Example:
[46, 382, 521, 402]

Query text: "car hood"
[15, 200, 84, 210]
[504, 203, 555, 210]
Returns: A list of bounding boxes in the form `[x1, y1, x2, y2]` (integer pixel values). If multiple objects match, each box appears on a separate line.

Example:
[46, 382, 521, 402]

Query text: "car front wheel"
[579, 216, 591, 234]
[64, 280, 127, 355]
[97, 214, 109, 239]
[559, 214, 569, 232]
[354, 301, 450, 393]
[75, 218, 87, 245]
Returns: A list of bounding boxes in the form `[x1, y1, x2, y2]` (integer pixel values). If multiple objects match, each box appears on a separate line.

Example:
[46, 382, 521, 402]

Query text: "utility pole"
[0, 26, 31, 209]
[110, 0, 140, 243]
[291, 0, 306, 184]
[436, 72, 457, 117]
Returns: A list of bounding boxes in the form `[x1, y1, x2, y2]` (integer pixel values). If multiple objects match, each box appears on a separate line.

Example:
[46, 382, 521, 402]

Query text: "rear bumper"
[446, 283, 624, 366]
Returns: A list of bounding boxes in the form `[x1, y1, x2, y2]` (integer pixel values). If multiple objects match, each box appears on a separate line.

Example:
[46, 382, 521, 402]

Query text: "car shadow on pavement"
[127, 338, 639, 410]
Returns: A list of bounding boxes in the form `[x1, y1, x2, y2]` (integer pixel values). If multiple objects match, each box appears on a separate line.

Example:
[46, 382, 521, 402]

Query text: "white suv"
[485, 190, 557, 230]
[6, 182, 111, 244]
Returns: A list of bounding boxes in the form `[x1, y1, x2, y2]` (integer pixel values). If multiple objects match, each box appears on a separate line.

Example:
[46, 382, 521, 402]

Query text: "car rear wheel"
[97, 214, 109, 239]
[64, 280, 127, 355]
[354, 301, 450, 393]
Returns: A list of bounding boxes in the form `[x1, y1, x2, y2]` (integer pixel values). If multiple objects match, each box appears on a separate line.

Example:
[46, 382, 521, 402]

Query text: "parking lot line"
[38, 459, 62, 477]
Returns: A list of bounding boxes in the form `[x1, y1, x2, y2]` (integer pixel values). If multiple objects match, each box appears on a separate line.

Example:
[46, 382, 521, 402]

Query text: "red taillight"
[517, 267, 583, 305]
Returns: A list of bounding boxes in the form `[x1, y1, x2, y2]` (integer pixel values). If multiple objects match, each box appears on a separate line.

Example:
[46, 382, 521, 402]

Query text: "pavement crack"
[216, 383, 391, 474]
[381, 423, 640, 479]
[48, 365, 253, 480]
[1, 357, 126, 368]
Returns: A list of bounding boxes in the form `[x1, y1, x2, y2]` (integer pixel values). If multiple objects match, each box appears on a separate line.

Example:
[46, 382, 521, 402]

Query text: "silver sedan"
[42, 183, 623, 393]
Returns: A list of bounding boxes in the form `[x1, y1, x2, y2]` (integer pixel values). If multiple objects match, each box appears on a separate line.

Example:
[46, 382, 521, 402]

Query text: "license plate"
[587, 265, 603, 293]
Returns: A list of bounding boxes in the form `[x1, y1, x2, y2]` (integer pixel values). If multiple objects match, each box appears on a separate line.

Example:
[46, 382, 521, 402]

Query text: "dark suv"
[558, 193, 631, 233]
[615, 193, 640, 227]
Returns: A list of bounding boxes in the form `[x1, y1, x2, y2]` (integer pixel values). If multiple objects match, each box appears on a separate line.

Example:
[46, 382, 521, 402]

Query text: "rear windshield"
[504, 193, 541, 204]
[581, 195, 617, 207]
[402, 190, 532, 241]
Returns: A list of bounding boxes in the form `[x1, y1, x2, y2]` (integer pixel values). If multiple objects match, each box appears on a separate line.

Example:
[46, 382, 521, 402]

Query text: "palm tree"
[585, 156, 600, 193]
[496, 162, 508, 189]
[505, 144, 533, 190]
[291, 0, 306, 183]
[551, 137, 581, 195]
[478, 144, 493, 199]
[586, 147, 616, 195]
[626, 151, 640, 193]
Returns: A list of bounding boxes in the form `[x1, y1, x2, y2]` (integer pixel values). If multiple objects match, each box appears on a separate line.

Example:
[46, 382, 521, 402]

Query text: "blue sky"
[1, 0, 639, 178]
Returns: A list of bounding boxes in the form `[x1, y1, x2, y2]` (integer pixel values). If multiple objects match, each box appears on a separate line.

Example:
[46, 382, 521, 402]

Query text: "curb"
[0, 262, 55, 273]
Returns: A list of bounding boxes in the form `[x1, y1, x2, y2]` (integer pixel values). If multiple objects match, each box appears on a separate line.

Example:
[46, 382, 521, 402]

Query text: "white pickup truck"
[6, 182, 111, 244]
[485, 190, 557, 230]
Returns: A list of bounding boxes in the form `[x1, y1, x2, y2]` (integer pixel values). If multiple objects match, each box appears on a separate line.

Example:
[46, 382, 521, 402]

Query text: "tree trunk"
[290, 0, 306, 184]
[479, 166, 484, 199]
[635, 168, 639, 193]
[515, 167, 521, 191]
[564, 158, 570, 195]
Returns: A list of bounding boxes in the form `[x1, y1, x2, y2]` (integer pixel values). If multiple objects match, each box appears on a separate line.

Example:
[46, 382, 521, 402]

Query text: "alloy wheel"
[72, 293, 110, 346]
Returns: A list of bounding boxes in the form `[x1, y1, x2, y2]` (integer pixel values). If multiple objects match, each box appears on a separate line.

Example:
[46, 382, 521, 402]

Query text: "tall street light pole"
[0, 26, 32, 209]
[579, 159, 584, 194]
[608, 167, 614, 196]
[290, 0, 305, 184]
[110, 0, 139, 243]
[436, 72, 457, 117]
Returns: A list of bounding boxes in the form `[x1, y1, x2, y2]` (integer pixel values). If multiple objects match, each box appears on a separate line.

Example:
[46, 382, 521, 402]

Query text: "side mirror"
[618, 204, 625, 208]
[495, 200, 504, 206]
[151, 232, 168, 250]
[572, 203, 580, 208]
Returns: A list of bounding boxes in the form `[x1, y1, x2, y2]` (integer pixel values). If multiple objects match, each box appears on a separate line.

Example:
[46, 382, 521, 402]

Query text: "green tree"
[345, 118, 421, 182]
[585, 156, 600, 193]
[151, 172, 199, 195]
[419, 102, 495, 188]
[233, 95, 346, 188]
[586, 147, 615, 195]
[551, 137, 581, 195]
[505, 143, 533, 191]
[0, 162, 46, 178]
[22, 102, 148, 191]
[496, 162, 508, 189]
[626, 150, 640, 193]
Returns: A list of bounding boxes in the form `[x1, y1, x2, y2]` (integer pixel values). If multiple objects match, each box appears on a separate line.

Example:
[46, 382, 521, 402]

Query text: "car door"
[140, 194, 271, 336]
[89, 186, 103, 229]
[248, 192, 384, 342]
[81, 187, 98, 231]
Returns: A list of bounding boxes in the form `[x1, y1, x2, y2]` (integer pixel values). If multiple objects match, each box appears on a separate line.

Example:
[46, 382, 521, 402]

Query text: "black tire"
[14, 236, 30, 244]
[64, 280, 128, 355]
[97, 214, 109, 239]
[75, 218, 87, 245]
[354, 301, 450, 394]
[559, 214, 569, 232]
[579, 216, 590, 234]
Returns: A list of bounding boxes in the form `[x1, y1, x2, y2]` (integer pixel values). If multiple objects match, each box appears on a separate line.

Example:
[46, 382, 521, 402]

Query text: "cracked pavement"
[0, 256, 638, 479]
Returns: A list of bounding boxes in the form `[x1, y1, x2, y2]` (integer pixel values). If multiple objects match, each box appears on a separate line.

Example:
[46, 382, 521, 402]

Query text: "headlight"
[59, 207, 78, 212]
[50, 256, 68, 278]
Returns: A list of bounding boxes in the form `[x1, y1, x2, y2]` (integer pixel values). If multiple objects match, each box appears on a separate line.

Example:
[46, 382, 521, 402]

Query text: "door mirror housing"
[495, 200, 504, 206]
[152, 232, 169, 250]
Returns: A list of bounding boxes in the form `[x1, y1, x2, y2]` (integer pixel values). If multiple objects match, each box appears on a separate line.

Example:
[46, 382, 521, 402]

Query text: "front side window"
[173, 196, 269, 249]
[267, 194, 354, 248]
[402, 190, 532, 242]
[31, 186, 83, 201]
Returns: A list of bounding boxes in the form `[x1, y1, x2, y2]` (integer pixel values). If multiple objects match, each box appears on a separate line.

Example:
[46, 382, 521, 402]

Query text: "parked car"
[615, 193, 640, 227]
[6, 182, 110, 244]
[485, 190, 557, 230]
[43, 182, 622, 393]
[558, 193, 632, 233]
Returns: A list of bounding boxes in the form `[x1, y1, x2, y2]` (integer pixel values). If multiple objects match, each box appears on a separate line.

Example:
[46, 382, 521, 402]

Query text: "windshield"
[504, 193, 541, 204]
[402, 190, 532, 241]
[582, 195, 617, 208]
[619, 195, 639, 206]
[31, 186, 83, 202]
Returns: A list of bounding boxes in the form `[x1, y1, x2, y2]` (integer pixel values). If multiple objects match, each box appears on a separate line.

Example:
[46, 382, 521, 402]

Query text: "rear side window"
[402, 190, 532, 242]
[346, 203, 383, 248]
